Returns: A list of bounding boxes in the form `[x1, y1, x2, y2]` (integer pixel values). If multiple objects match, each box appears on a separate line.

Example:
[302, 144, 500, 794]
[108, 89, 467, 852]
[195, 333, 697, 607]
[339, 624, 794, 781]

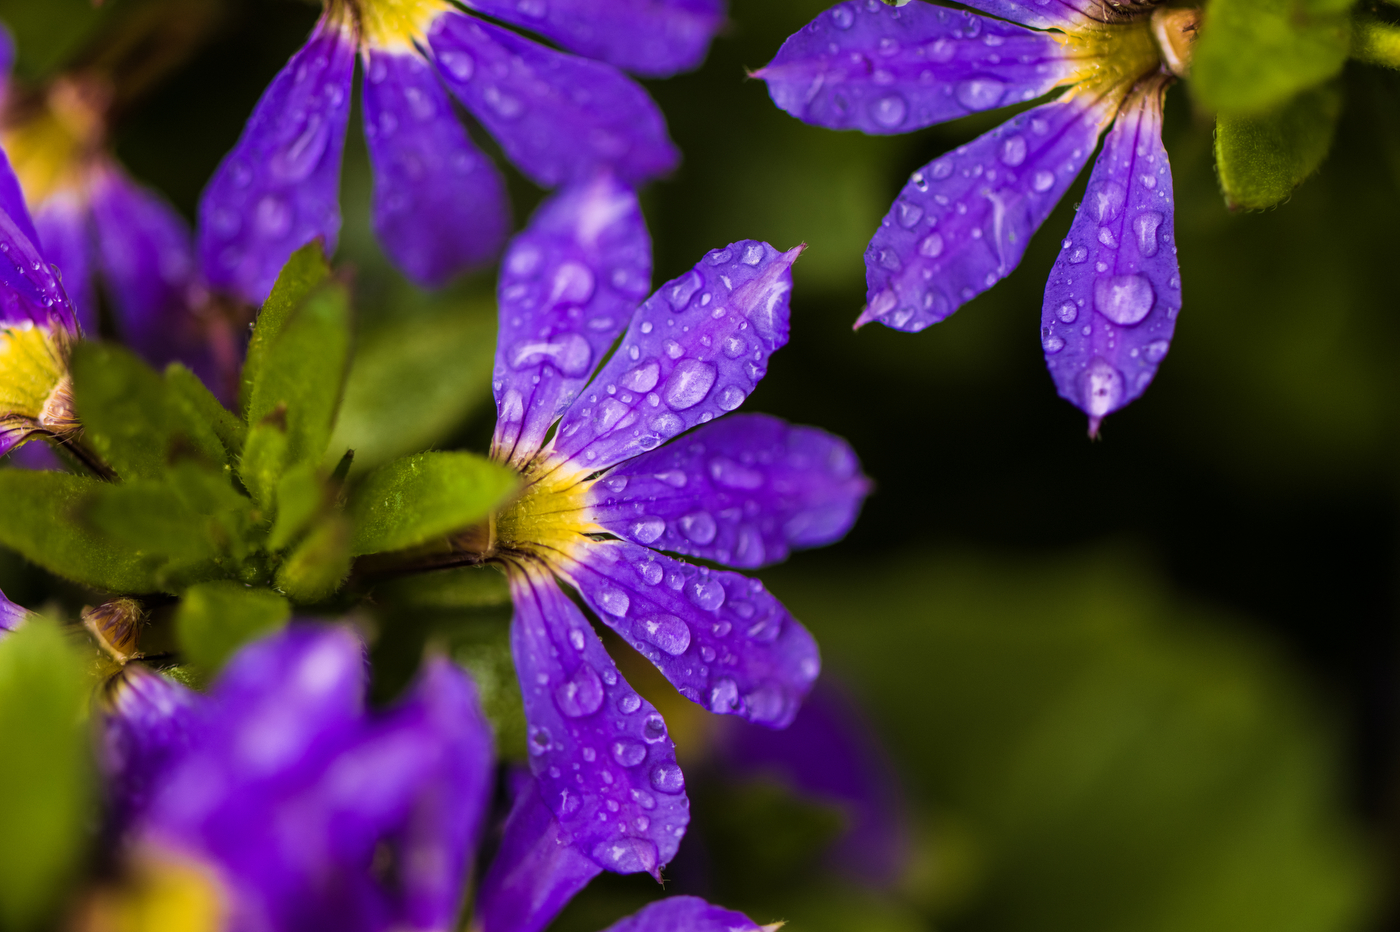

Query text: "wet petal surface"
[0, 162, 77, 331]
[546, 241, 799, 477]
[473, 768, 603, 932]
[955, 0, 1105, 30]
[600, 896, 763, 932]
[509, 565, 690, 877]
[361, 47, 510, 289]
[759, 1, 1076, 135]
[559, 539, 821, 728]
[464, 0, 724, 76]
[197, 18, 354, 305]
[860, 81, 1128, 334]
[587, 413, 870, 569]
[1040, 73, 1179, 432]
[33, 192, 96, 333]
[428, 11, 678, 187]
[491, 174, 651, 469]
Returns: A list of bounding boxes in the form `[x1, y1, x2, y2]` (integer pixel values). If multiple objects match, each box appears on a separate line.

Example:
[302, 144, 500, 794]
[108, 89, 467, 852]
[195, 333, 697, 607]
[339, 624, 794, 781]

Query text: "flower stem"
[1354, 11, 1400, 69]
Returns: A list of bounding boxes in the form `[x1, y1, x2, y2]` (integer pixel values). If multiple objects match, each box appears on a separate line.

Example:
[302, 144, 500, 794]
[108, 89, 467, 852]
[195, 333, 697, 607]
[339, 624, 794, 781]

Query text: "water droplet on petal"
[1081, 358, 1124, 417]
[1094, 274, 1155, 325]
[650, 762, 685, 793]
[554, 663, 605, 717]
[708, 677, 740, 713]
[918, 233, 944, 258]
[528, 725, 552, 755]
[955, 78, 1004, 111]
[438, 50, 475, 81]
[642, 713, 667, 742]
[1033, 170, 1055, 192]
[1056, 302, 1077, 323]
[568, 628, 586, 651]
[897, 200, 924, 228]
[640, 614, 691, 655]
[662, 359, 717, 410]
[1144, 338, 1170, 363]
[1133, 211, 1163, 257]
[628, 517, 665, 544]
[999, 135, 1027, 166]
[618, 693, 642, 714]
[871, 93, 908, 128]
[688, 578, 726, 611]
[612, 740, 647, 767]
[621, 360, 660, 392]
[679, 512, 717, 544]
[831, 4, 854, 27]
[596, 588, 630, 616]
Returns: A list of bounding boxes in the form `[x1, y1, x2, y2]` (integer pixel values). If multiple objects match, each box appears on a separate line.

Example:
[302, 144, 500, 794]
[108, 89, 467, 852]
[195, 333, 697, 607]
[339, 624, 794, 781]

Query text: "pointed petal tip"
[763, 923, 788, 932]
[853, 306, 877, 330]
[1087, 415, 1103, 439]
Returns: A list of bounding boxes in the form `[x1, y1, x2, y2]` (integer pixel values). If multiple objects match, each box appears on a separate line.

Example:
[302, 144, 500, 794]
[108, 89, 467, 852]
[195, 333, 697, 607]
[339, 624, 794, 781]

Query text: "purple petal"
[544, 242, 800, 478]
[1040, 73, 1178, 433]
[0, 424, 29, 460]
[859, 81, 1129, 333]
[490, 173, 651, 469]
[33, 192, 97, 333]
[557, 539, 821, 727]
[426, 11, 679, 187]
[0, 177, 78, 330]
[197, 16, 354, 306]
[954, 0, 1104, 30]
[0, 145, 41, 251]
[462, 0, 725, 77]
[474, 768, 603, 932]
[142, 625, 493, 932]
[88, 163, 199, 366]
[715, 681, 908, 887]
[600, 897, 763, 932]
[0, 585, 28, 635]
[758, 2, 1078, 135]
[509, 565, 690, 878]
[100, 664, 207, 834]
[587, 413, 869, 569]
[361, 47, 510, 289]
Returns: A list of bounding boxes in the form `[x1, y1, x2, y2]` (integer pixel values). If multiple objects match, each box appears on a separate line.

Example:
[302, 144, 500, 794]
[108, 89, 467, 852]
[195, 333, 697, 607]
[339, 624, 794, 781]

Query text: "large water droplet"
[612, 740, 647, 767]
[568, 628, 586, 651]
[641, 614, 691, 655]
[438, 50, 475, 81]
[254, 194, 291, 237]
[680, 512, 718, 544]
[666, 270, 703, 310]
[551, 261, 596, 304]
[650, 762, 685, 793]
[1032, 170, 1055, 192]
[919, 233, 944, 258]
[621, 360, 660, 392]
[663, 359, 717, 410]
[1081, 358, 1124, 417]
[831, 4, 854, 27]
[688, 578, 726, 611]
[618, 693, 642, 714]
[871, 93, 908, 128]
[708, 678, 740, 713]
[1133, 211, 1163, 257]
[716, 385, 746, 411]
[642, 713, 667, 742]
[999, 135, 1027, 166]
[1090, 181, 1126, 223]
[596, 588, 630, 616]
[484, 86, 524, 119]
[272, 111, 331, 182]
[554, 663, 605, 717]
[1056, 302, 1078, 323]
[528, 725, 552, 755]
[709, 457, 764, 489]
[592, 398, 630, 432]
[1144, 338, 1170, 363]
[1042, 332, 1065, 353]
[510, 333, 593, 376]
[955, 77, 1004, 111]
[628, 517, 665, 545]
[896, 200, 924, 228]
[1094, 274, 1155, 325]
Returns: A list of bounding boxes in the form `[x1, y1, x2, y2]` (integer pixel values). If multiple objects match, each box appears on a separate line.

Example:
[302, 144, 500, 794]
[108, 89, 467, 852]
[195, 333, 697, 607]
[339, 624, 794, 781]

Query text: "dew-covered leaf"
[0, 620, 93, 930]
[346, 451, 519, 557]
[240, 240, 331, 414]
[1215, 81, 1343, 209]
[175, 580, 291, 677]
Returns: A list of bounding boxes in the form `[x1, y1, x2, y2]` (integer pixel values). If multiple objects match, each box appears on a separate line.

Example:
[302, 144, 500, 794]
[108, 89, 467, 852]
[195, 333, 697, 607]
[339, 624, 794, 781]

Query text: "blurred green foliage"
[1215, 81, 1342, 209]
[0, 621, 93, 930]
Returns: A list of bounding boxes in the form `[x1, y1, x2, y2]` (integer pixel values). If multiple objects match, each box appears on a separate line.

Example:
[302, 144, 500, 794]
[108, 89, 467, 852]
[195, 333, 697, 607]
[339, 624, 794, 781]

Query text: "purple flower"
[0, 586, 28, 638]
[0, 26, 233, 396]
[758, 0, 1194, 433]
[97, 624, 494, 932]
[199, 0, 723, 305]
[437, 173, 870, 886]
[0, 138, 82, 460]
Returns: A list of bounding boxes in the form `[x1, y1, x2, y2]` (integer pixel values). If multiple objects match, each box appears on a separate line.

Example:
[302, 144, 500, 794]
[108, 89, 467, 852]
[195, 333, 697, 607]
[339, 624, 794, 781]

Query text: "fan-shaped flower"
[758, 0, 1198, 433]
[418, 172, 869, 883]
[199, 0, 723, 305]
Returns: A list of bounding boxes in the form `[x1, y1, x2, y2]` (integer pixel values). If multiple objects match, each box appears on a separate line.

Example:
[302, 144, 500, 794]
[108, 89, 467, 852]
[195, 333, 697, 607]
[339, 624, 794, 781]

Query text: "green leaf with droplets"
[345, 451, 519, 557]
[1193, 0, 1354, 115]
[0, 471, 164, 593]
[0, 620, 94, 930]
[1215, 82, 1343, 209]
[245, 281, 352, 474]
[240, 240, 331, 415]
[175, 580, 291, 678]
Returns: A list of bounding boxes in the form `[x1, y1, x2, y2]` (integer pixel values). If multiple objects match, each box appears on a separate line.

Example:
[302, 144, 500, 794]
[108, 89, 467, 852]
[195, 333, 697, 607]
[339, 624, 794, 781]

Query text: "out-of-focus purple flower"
[199, 0, 723, 305]
[599, 896, 773, 932]
[431, 177, 870, 890]
[0, 586, 28, 638]
[96, 624, 495, 932]
[758, 0, 1195, 433]
[714, 681, 908, 887]
[0, 29, 237, 397]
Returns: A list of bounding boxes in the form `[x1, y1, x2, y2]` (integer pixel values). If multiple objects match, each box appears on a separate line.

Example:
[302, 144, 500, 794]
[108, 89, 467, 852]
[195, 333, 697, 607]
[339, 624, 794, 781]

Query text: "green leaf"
[373, 565, 511, 609]
[84, 482, 217, 562]
[239, 419, 290, 512]
[346, 451, 519, 557]
[0, 621, 93, 930]
[240, 241, 331, 415]
[71, 342, 227, 481]
[246, 281, 352, 473]
[175, 580, 291, 677]
[1215, 81, 1343, 209]
[166, 363, 247, 458]
[1193, 0, 1354, 114]
[327, 296, 496, 473]
[275, 515, 352, 604]
[268, 462, 325, 552]
[0, 471, 163, 592]
[1351, 11, 1400, 68]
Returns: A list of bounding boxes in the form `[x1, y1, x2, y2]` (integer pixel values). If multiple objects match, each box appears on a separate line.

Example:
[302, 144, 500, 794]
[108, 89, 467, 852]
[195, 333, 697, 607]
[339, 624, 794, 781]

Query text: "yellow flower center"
[0, 322, 70, 426]
[353, 0, 451, 51]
